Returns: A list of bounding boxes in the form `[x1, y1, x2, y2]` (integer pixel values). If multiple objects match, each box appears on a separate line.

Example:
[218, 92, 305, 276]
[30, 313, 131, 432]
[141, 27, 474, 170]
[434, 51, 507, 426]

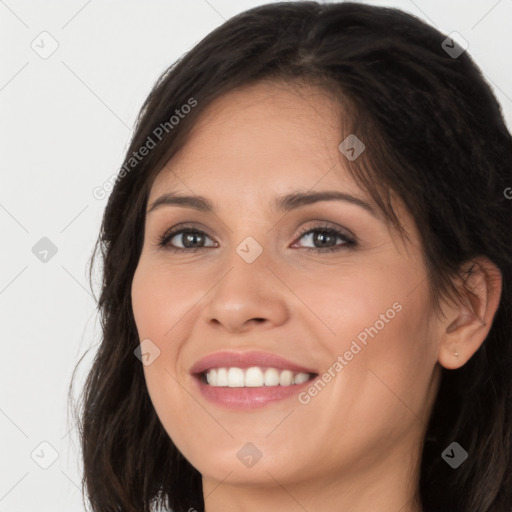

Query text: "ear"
[438, 256, 502, 370]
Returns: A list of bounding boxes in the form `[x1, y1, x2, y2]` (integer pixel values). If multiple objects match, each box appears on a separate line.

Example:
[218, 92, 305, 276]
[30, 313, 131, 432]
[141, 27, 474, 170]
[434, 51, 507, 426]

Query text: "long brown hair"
[70, 2, 512, 511]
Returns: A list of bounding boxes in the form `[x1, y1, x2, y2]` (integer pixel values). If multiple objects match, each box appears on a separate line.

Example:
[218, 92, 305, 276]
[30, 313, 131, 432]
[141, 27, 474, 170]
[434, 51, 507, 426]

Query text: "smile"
[190, 350, 319, 409]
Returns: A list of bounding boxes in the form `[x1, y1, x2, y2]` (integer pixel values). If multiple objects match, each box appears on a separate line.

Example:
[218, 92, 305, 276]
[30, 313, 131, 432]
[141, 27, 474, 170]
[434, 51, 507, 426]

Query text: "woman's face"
[131, 81, 442, 492]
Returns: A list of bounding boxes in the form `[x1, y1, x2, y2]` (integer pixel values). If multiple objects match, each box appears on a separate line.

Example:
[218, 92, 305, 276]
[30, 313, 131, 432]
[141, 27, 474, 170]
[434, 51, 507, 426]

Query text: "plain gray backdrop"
[1, 1, 511, 510]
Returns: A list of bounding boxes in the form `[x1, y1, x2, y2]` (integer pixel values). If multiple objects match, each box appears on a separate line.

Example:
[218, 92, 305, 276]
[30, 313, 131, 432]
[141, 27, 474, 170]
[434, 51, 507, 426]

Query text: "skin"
[131, 81, 502, 512]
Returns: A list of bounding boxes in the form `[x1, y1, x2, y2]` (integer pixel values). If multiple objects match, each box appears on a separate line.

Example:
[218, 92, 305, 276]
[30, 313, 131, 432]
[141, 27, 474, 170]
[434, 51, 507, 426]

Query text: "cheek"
[332, 278, 437, 423]
[373, 291, 437, 388]
[131, 264, 197, 452]
[306, 264, 415, 346]
[131, 261, 188, 338]
[324, 262, 436, 390]
[131, 264, 184, 392]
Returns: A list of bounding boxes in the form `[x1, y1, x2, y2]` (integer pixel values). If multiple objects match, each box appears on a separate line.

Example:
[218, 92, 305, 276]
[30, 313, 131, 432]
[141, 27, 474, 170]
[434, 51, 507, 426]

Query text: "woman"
[73, 2, 512, 511]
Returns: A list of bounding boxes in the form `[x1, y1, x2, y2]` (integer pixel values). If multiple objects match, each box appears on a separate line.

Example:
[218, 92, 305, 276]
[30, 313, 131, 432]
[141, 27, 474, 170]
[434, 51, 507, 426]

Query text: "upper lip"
[189, 350, 318, 375]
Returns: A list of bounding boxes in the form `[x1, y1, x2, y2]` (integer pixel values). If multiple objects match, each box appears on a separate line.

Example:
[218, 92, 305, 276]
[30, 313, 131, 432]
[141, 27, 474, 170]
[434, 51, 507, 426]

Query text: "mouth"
[189, 350, 319, 409]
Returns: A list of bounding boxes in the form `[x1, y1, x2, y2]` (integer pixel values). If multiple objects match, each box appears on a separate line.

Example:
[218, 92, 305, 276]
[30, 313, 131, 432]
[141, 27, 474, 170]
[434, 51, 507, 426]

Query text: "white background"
[1, 1, 511, 511]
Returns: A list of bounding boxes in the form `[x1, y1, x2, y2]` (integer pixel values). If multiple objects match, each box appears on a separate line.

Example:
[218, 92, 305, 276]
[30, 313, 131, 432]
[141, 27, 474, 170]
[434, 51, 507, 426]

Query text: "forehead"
[149, 81, 360, 198]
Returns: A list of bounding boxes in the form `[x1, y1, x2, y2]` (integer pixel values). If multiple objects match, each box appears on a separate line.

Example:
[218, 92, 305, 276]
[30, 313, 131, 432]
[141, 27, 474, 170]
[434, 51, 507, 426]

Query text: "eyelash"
[156, 222, 356, 254]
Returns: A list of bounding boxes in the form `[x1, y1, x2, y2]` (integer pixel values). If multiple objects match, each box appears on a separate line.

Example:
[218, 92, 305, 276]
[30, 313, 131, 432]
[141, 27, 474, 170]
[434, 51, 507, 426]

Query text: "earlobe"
[438, 257, 502, 370]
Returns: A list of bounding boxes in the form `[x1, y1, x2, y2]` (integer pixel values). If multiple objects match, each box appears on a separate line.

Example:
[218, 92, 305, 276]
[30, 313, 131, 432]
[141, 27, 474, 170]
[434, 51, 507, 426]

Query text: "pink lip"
[189, 350, 317, 375]
[189, 350, 318, 410]
[191, 376, 315, 409]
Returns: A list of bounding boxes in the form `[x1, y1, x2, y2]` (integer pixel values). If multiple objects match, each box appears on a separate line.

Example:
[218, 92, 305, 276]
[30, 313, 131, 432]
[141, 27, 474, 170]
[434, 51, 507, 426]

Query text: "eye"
[157, 223, 217, 252]
[156, 221, 356, 253]
[291, 222, 356, 253]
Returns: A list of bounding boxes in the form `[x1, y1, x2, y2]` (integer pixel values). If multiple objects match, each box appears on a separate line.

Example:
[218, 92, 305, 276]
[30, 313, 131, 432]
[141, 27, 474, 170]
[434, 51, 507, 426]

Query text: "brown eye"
[292, 224, 356, 253]
[158, 225, 217, 251]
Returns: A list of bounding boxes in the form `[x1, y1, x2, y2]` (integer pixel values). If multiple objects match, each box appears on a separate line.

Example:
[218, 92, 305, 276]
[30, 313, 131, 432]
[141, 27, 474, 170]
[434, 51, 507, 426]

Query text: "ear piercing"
[452, 318, 487, 359]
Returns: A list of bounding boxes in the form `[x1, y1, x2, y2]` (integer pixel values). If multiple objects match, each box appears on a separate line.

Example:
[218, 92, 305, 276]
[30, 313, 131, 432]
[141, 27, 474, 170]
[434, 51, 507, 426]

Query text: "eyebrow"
[147, 190, 379, 218]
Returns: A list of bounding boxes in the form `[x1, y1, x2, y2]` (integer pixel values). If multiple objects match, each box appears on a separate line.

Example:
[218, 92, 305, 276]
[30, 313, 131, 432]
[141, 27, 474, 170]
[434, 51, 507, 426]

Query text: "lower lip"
[192, 374, 315, 409]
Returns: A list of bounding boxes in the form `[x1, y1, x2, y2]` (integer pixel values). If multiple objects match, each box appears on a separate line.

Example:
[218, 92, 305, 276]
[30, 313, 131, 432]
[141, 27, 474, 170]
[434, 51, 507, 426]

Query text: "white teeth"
[204, 367, 313, 387]
[217, 367, 228, 386]
[293, 372, 310, 385]
[245, 367, 264, 387]
[279, 370, 293, 386]
[264, 368, 280, 386]
[206, 368, 216, 385]
[227, 367, 245, 387]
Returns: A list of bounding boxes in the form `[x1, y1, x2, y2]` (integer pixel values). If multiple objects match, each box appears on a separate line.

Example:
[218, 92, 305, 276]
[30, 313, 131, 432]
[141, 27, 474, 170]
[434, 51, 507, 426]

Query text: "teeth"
[279, 370, 293, 386]
[293, 372, 310, 384]
[245, 367, 264, 387]
[264, 368, 280, 386]
[204, 367, 313, 387]
[227, 367, 245, 387]
[206, 368, 216, 385]
[217, 368, 228, 386]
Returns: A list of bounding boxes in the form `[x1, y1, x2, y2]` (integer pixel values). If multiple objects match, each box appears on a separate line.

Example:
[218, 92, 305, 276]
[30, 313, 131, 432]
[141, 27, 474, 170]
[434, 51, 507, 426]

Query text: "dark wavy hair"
[70, 2, 512, 511]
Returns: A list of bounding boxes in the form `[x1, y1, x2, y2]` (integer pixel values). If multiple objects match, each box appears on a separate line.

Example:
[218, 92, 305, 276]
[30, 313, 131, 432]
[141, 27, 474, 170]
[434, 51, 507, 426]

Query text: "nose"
[201, 251, 290, 334]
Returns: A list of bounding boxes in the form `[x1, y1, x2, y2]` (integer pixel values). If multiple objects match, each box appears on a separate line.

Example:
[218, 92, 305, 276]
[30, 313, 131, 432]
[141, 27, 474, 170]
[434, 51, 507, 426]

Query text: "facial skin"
[131, 81, 501, 512]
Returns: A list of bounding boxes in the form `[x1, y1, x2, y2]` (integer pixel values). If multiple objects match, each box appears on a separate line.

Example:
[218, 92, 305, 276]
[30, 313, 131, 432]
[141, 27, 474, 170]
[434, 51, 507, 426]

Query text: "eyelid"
[293, 220, 356, 242]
